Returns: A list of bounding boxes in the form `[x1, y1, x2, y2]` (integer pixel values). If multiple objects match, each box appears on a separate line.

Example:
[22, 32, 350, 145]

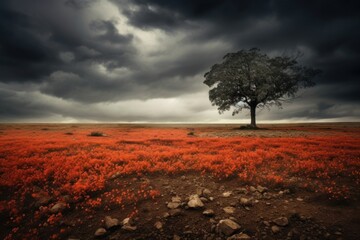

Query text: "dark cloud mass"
[0, 0, 359, 122]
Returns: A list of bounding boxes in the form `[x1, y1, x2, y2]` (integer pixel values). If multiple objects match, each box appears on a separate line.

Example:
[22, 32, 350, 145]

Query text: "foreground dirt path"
[81, 173, 359, 240]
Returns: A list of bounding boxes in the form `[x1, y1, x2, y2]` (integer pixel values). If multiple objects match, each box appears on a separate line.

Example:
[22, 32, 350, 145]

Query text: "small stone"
[334, 231, 342, 236]
[230, 202, 237, 207]
[209, 197, 214, 201]
[203, 188, 212, 197]
[173, 234, 181, 240]
[104, 216, 120, 229]
[163, 212, 170, 218]
[122, 217, 132, 226]
[222, 191, 232, 197]
[187, 194, 204, 208]
[249, 186, 257, 192]
[167, 202, 181, 209]
[169, 209, 182, 216]
[263, 221, 270, 227]
[122, 225, 137, 231]
[200, 197, 209, 202]
[296, 198, 304, 201]
[240, 198, 252, 206]
[273, 217, 289, 227]
[203, 209, 215, 217]
[223, 206, 236, 214]
[257, 185, 267, 193]
[172, 196, 182, 203]
[217, 219, 241, 236]
[121, 217, 137, 231]
[271, 225, 281, 234]
[181, 176, 186, 180]
[94, 228, 106, 237]
[50, 202, 66, 213]
[154, 221, 163, 230]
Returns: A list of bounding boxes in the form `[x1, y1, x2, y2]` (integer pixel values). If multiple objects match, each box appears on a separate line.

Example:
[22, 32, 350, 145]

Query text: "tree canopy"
[204, 48, 321, 128]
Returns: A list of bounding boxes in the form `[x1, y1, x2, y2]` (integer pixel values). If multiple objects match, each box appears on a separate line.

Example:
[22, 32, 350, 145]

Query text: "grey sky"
[0, 0, 359, 123]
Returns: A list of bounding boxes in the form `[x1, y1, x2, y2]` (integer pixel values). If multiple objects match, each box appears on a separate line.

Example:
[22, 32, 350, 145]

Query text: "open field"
[0, 123, 359, 240]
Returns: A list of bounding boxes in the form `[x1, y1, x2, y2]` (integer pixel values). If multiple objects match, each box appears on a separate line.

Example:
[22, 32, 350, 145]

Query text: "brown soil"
[56, 173, 359, 240]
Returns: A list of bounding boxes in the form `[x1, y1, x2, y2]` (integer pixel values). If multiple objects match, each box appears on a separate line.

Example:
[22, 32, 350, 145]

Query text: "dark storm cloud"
[112, 0, 360, 101]
[0, 87, 50, 119]
[0, 3, 56, 82]
[65, 0, 98, 9]
[120, 2, 185, 31]
[90, 20, 133, 44]
[0, 0, 359, 122]
[0, 0, 135, 83]
[111, 0, 272, 29]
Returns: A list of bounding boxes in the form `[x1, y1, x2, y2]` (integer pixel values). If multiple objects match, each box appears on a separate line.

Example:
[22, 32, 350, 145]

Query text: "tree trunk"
[250, 104, 257, 128]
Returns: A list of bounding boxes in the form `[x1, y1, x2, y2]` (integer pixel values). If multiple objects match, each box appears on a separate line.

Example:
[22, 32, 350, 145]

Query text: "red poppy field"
[0, 123, 359, 240]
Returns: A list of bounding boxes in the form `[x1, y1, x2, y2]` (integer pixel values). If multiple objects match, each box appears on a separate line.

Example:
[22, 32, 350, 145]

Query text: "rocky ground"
[60, 174, 359, 240]
[1, 123, 359, 240]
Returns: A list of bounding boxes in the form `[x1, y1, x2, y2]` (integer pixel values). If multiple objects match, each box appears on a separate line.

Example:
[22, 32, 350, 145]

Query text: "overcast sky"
[0, 0, 359, 123]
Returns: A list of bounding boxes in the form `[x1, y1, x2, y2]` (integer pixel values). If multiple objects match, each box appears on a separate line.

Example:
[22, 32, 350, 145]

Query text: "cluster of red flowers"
[0, 126, 359, 238]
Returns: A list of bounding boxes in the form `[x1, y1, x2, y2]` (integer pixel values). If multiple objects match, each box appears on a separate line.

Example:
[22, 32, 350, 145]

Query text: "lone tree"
[204, 48, 320, 128]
